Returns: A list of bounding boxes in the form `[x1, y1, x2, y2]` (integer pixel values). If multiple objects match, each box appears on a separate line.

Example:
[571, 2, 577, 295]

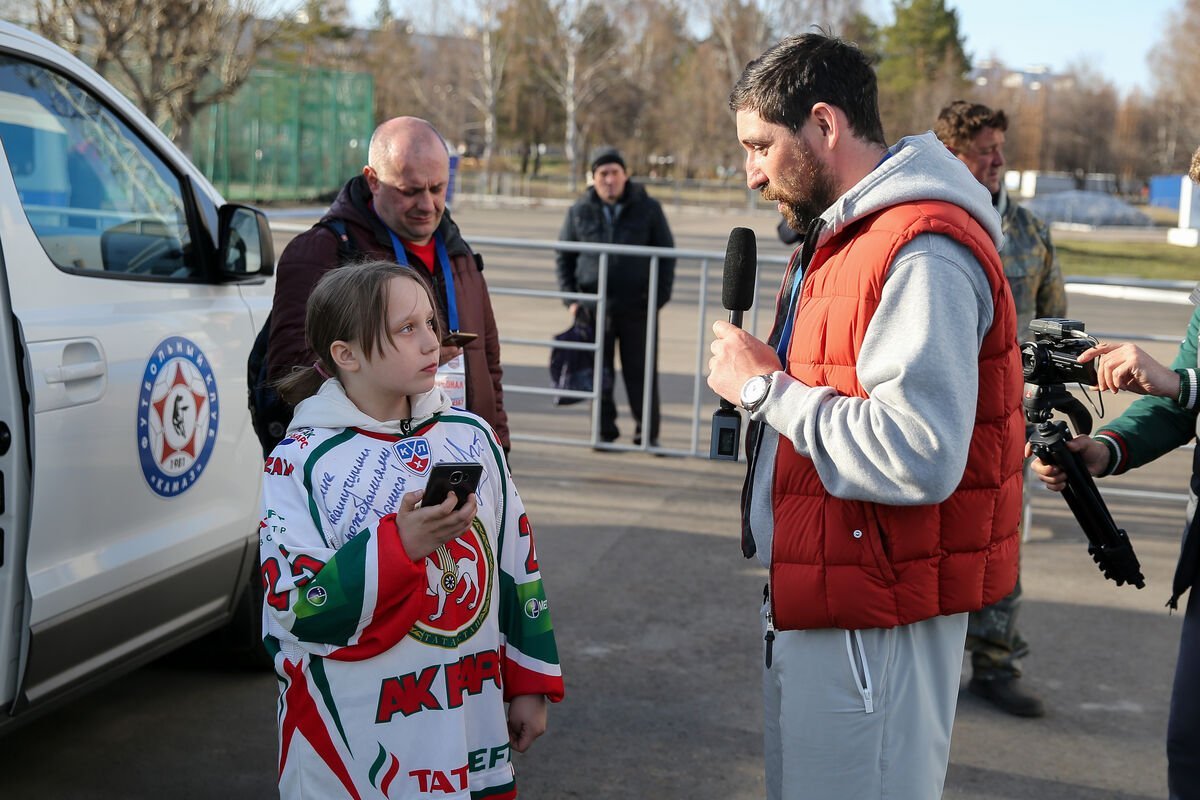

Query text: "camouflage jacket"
[998, 195, 1067, 337]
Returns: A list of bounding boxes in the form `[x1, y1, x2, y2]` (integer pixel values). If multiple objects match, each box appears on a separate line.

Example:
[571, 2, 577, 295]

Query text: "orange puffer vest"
[770, 200, 1023, 631]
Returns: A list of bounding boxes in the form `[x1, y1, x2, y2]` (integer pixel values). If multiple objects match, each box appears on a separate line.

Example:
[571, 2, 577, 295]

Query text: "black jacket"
[554, 181, 675, 313]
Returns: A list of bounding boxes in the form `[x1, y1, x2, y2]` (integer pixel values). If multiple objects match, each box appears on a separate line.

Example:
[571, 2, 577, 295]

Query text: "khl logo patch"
[393, 437, 432, 475]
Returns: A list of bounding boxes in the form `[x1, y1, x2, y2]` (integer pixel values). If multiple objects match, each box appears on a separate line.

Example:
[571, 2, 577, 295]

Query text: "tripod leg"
[1029, 422, 1145, 589]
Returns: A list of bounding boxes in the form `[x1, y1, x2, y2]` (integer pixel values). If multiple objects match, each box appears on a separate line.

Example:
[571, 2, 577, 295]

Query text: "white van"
[0, 21, 274, 729]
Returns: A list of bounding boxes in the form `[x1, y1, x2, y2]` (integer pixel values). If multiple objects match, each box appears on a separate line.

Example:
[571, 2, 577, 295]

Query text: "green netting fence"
[193, 65, 374, 203]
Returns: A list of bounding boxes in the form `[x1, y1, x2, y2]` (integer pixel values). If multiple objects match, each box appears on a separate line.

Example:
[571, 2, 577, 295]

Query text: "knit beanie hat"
[589, 146, 625, 173]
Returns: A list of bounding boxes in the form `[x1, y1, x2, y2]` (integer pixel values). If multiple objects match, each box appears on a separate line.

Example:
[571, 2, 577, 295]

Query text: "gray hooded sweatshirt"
[747, 131, 1005, 568]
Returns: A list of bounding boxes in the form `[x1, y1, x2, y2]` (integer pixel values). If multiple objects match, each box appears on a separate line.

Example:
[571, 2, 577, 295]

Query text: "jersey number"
[518, 514, 539, 574]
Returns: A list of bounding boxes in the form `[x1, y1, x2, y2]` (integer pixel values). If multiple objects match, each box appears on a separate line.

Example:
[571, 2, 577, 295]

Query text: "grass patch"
[1056, 240, 1199, 281]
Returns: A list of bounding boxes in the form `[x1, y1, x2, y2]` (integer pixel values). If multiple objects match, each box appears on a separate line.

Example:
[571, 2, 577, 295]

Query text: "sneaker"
[968, 675, 1045, 718]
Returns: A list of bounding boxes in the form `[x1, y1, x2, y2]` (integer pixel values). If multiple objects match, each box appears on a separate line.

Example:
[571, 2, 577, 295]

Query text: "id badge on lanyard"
[387, 228, 468, 408]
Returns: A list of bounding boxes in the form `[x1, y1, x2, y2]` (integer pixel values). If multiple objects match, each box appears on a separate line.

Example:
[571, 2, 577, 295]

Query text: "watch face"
[742, 375, 768, 408]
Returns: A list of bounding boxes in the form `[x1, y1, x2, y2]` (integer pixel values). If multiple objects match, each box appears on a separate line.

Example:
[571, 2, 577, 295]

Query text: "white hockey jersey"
[260, 381, 563, 799]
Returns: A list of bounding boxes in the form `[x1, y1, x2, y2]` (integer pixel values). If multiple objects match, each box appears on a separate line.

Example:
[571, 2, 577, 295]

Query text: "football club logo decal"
[136, 336, 218, 498]
[393, 437, 432, 475]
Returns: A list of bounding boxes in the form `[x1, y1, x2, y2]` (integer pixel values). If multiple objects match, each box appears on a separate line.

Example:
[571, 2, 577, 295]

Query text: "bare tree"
[33, 0, 280, 156]
[530, 0, 624, 189]
[461, 0, 511, 187]
[1112, 90, 1158, 192]
[699, 0, 775, 89]
[34, 0, 138, 77]
[1149, 0, 1200, 173]
[1043, 62, 1118, 179]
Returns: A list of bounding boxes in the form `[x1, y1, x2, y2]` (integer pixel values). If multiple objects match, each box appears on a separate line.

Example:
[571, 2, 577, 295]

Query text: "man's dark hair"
[935, 101, 1008, 154]
[729, 33, 885, 146]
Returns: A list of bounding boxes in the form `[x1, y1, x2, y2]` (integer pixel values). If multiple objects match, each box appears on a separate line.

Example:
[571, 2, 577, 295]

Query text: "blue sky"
[948, 0, 1178, 94]
[348, 0, 1180, 95]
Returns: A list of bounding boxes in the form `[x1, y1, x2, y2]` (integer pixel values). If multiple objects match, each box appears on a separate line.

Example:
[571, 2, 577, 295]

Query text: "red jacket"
[266, 177, 509, 450]
[770, 200, 1023, 631]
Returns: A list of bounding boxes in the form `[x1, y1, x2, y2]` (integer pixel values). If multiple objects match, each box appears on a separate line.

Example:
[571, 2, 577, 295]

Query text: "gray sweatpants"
[761, 604, 968, 800]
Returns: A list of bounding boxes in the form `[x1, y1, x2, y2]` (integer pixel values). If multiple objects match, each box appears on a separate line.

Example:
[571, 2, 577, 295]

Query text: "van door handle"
[44, 360, 105, 384]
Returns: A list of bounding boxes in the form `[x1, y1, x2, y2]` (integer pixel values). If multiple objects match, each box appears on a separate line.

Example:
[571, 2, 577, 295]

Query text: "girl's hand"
[395, 489, 478, 562]
[506, 694, 548, 753]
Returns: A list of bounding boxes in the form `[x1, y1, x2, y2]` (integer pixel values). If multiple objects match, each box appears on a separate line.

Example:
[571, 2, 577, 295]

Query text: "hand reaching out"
[1080, 342, 1179, 398]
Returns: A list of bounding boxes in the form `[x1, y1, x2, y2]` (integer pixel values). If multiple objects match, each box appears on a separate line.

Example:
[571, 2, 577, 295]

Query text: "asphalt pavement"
[0, 201, 1193, 799]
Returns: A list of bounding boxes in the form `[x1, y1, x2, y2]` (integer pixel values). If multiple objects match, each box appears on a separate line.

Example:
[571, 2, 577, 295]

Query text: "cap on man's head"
[590, 146, 625, 173]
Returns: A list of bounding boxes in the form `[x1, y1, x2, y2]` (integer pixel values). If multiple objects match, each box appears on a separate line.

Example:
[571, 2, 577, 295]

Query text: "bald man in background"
[265, 116, 509, 450]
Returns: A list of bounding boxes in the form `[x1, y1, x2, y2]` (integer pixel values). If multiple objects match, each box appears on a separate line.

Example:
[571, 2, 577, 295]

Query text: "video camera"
[1021, 317, 1098, 387]
[1022, 318, 1145, 589]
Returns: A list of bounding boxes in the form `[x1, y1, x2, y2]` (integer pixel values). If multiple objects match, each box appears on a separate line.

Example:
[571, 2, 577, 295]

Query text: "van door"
[0, 50, 260, 709]
[0, 221, 32, 714]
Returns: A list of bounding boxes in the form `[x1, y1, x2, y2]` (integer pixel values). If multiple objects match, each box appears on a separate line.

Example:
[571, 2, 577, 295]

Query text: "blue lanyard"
[385, 228, 460, 332]
[774, 264, 804, 364]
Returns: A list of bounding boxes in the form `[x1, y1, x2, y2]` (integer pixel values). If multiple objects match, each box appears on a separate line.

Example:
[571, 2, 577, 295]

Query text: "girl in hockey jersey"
[259, 261, 563, 800]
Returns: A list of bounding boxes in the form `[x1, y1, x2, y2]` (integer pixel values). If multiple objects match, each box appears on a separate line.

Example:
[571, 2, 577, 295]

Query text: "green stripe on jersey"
[290, 530, 370, 645]
[302, 428, 360, 546]
[498, 572, 559, 665]
[310, 655, 352, 752]
[472, 778, 516, 798]
[369, 743, 388, 788]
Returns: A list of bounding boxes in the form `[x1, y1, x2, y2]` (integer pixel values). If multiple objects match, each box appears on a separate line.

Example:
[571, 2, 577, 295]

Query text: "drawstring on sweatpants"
[845, 630, 875, 714]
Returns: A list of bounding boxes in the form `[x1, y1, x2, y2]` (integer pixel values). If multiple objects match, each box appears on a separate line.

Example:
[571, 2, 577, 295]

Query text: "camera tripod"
[1024, 383, 1146, 589]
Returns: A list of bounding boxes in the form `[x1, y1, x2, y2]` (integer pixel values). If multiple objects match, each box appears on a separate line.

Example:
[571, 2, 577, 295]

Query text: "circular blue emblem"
[136, 336, 219, 498]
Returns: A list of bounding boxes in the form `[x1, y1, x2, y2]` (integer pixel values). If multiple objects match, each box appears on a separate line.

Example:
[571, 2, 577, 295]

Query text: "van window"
[0, 55, 198, 280]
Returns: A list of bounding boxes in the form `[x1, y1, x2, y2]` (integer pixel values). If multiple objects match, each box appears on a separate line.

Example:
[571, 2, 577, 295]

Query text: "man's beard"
[762, 142, 838, 232]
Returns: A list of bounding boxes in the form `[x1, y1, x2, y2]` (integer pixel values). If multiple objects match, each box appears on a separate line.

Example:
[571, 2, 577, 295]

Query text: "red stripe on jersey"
[328, 513, 425, 662]
[501, 649, 565, 703]
[279, 658, 362, 799]
[380, 753, 401, 798]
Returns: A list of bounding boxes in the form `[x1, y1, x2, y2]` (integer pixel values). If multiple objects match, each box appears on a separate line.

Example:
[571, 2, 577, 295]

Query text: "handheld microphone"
[710, 227, 758, 461]
[722, 226, 757, 332]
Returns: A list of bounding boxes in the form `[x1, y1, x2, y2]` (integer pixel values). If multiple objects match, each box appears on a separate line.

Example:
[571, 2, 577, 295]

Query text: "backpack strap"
[315, 218, 357, 265]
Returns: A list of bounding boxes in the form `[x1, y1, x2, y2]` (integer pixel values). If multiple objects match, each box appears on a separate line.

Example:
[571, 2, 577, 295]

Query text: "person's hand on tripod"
[1079, 342, 1179, 397]
[1026, 436, 1111, 491]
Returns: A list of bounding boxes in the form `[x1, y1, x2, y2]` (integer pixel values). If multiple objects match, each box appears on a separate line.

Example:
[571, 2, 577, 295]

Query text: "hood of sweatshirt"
[814, 131, 1002, 251]
[289, 379, 453, 435]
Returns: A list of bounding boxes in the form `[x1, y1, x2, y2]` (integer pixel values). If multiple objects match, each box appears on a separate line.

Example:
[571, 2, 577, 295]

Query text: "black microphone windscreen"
[722, 227, 757, 312]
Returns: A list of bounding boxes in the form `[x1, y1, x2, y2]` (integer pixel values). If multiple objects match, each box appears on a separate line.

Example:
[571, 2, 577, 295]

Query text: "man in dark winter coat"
[554, 146, 675, 446]
[266, 116, 509, 450]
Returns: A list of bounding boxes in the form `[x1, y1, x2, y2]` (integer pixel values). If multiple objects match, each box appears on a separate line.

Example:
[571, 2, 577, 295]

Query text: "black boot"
[968, 674, 1046, 718]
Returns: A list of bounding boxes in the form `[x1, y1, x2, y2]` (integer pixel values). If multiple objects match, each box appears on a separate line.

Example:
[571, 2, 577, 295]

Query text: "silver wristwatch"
[739, 373, 773, 412]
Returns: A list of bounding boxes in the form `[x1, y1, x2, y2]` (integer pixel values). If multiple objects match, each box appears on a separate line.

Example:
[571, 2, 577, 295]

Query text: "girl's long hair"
[274, 260, 442, 407]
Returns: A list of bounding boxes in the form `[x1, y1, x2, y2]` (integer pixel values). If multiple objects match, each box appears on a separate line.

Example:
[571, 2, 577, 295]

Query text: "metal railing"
[479, 235, 790, 456]
[475, 234, 1194, 521]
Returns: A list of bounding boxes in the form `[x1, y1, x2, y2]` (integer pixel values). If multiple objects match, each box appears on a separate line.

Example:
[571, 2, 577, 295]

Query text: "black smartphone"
[422, 462, 483, 510]
[442, 331, 478, 348]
